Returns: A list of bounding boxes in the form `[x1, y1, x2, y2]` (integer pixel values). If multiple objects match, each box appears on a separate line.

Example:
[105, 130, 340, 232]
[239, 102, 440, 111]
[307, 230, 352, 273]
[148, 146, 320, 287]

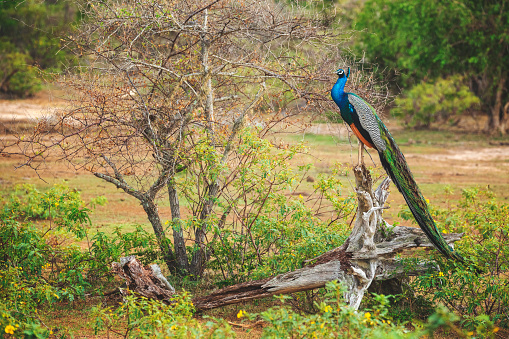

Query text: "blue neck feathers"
[331, 76, 348, 107]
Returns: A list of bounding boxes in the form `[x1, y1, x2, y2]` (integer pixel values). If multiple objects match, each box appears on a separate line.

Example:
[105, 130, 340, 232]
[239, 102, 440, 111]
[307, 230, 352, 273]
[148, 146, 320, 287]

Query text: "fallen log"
[111, 164, 463, 311]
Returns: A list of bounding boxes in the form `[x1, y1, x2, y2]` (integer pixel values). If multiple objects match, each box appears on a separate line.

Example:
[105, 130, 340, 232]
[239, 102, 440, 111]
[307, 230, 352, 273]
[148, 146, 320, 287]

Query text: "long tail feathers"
[377, 123, 465, 263]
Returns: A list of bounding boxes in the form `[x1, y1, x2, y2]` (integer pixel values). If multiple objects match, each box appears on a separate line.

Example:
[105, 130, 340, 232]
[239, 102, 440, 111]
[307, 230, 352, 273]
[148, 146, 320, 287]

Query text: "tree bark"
[111, 165, 464, 311]
[168, 181, 189, 275]
[488, 75, 506, 134]
[140, 197, 178, 274]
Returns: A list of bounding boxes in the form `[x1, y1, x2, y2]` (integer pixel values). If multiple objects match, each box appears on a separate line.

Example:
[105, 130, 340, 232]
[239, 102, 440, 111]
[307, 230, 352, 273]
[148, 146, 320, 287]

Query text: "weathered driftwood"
[111, 164, 463, 311]
[112, 255, 175, 303]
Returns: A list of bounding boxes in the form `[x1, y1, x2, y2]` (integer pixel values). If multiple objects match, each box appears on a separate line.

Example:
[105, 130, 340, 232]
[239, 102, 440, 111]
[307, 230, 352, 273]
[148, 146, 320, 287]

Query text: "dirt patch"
[408, 147, 509, 162]
[0, 90, 66, 122]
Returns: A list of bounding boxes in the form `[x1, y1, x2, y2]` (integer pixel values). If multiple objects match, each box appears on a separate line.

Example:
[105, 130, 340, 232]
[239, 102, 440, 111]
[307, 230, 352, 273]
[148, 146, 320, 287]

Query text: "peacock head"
[335, 67, 350, 79]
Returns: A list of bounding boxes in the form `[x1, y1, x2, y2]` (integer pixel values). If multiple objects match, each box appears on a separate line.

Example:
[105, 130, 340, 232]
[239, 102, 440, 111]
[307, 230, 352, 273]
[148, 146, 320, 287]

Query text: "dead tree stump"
[111, 165, 463, 311]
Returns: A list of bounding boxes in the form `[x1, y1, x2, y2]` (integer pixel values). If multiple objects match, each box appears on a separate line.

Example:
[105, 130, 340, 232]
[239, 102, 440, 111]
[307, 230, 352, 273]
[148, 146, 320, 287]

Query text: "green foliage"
[199, 130, 355, 285]
[392, 76, 480, 128]
[0, 184, 95, 338]
[412, 188, 509, 330]
[92, 293, 235, 338]
[0, 184, 163, 337]
[354, 0, 509, 119]
[0, 0, 78, 96]
[238, 281, 484, 338]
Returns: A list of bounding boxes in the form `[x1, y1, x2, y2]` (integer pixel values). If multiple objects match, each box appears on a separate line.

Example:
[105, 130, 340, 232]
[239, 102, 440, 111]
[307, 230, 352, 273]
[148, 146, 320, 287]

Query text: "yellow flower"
[442, 230, 448, 234]
[170, 325, 177, 331]
[50, 330, 53, 335]
[323, 305, 332, 313]
[494, 327, 499, 333]
[320, 323, 324, 329]
[237, 310, 244, 318]
[438, 272, 444, 277]
[5, 325, 15, 334]
[364, 312, 371, 319]
[387, 320, 391, 325]
[467, 332, 474, 336]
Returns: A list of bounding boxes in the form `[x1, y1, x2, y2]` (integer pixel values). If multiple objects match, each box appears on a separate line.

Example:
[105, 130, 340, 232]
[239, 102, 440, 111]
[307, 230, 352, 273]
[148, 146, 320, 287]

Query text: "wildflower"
[50, 330, 53, 335]
[438, 272, 444, 277]
[320, 323, 324, 329]
[467, 332, 474, 336]
[387, 320, 391, 325]
[364, 312, 371, 319]
[170, 325, 177, 331]
[494, 327, 499, 333]
[323, 305, 332, 313]
[237, 310, 244, 318]
[5, 325, 15, 334]
[442, 230, 448, 234]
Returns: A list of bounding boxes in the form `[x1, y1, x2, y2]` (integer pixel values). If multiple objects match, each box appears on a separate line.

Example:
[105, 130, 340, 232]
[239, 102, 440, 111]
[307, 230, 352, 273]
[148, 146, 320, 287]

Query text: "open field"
[2, 94, 509, 232]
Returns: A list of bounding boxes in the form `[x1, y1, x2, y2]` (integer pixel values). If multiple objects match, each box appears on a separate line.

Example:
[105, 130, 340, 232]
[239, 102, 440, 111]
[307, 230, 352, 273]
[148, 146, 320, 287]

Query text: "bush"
[0, 184, 163, 337]
[238, 281, 496, 338]
[92, 292, 234, 338]
[392, 76, 480, 128]
[410, 188, 509, 330]
[204, 140, 356, 285]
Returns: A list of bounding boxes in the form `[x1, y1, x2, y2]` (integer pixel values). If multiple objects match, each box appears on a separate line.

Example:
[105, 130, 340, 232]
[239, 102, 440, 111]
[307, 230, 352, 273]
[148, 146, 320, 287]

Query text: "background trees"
[0, 0, 78, 97]
[353, 0, 509, 134]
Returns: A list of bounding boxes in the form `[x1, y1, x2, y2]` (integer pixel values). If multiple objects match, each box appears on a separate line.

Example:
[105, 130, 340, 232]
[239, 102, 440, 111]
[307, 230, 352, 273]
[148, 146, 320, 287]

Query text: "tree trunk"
[112, 165, 464, 311]
[501, 102, 509, 136]
[140, 198, 178, 274]
[488, 75, 506, 134]
[168, 182, 189, 275]
[190, 182, 219, 277]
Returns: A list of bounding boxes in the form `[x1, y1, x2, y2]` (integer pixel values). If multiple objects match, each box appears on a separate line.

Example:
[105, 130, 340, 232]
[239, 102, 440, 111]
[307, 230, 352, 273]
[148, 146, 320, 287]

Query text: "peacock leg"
[358, 141, 364, 165]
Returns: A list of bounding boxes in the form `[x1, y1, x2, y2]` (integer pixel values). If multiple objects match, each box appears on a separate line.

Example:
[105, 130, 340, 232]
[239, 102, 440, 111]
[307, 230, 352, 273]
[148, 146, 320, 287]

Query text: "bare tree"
[11, 0, 354, 277]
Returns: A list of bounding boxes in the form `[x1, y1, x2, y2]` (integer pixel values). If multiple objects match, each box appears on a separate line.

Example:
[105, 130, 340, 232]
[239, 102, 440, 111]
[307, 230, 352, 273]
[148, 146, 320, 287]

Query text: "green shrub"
[204, 139, 356, 285]
[411, 188, 508, 330]
[0, 184, 163, 337]
[392, 76, 480, 128]
[92, 292, 235, 338]
[238, 281, 493, 338]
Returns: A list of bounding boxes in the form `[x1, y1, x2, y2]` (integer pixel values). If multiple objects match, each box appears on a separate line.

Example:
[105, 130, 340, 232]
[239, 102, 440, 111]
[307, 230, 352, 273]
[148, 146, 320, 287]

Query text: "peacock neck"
[331, 77, 348, 107]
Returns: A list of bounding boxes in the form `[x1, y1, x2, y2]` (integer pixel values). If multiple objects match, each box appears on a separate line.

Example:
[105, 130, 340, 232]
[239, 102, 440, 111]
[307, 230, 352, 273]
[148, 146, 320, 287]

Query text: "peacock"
[331, 67, 464, 263]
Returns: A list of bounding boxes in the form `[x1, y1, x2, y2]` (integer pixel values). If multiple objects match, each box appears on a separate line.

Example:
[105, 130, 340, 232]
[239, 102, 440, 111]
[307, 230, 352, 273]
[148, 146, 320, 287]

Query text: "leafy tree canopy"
[0, 0, 78, 97]
[353, 0, 509, 132]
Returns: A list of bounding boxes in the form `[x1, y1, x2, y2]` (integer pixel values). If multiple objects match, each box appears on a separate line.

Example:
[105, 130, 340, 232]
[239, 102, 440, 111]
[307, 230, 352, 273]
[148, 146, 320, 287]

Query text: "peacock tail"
[375, 116, 465, 262]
